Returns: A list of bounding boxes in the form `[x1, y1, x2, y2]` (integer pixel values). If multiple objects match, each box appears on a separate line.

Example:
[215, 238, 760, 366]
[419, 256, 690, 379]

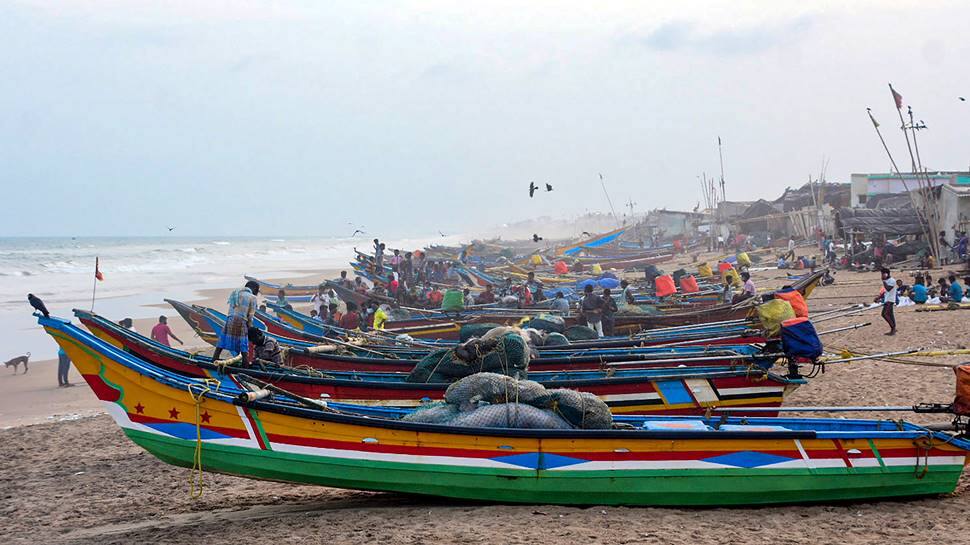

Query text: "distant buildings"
[849, 171, 970, 207]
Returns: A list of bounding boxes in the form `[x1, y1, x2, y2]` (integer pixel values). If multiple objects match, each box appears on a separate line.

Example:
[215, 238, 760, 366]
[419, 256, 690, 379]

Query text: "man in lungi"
[212, 280, 260, 366]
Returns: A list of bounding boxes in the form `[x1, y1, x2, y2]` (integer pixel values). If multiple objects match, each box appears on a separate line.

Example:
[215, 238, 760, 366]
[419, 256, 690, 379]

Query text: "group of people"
[579, 284, 619, 337]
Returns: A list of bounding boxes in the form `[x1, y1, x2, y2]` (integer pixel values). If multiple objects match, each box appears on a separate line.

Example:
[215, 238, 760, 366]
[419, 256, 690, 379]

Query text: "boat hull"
[45, 316, 969, 507]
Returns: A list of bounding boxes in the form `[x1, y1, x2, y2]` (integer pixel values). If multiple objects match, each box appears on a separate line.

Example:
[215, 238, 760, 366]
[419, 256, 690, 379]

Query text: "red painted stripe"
[127, 412, 250, 440]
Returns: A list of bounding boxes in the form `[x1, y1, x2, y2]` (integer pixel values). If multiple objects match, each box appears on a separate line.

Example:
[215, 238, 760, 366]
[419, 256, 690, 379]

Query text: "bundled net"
[406, 332, 529, 383]
[542, 332, 570, 347]
[402, 372, 613, 430]
[459, 323, 504, 342]
[564, 325, 598, 341]
[521, 315, 566, 334]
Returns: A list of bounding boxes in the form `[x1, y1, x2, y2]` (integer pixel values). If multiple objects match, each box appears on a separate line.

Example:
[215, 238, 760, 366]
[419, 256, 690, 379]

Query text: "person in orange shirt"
[428, 286, 444, 307]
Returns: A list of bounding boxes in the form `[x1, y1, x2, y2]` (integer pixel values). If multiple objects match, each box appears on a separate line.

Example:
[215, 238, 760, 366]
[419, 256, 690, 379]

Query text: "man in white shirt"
[785, 238, 796, 261]
[880, 268, 897, 336]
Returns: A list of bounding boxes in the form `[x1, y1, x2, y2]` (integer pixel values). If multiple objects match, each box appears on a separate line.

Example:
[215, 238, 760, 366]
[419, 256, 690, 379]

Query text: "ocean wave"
[211, 241, 231, 246]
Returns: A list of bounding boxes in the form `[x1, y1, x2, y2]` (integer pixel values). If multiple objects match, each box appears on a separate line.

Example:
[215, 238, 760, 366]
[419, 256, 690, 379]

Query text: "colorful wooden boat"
[77, 310, 795, 415]
[41, 313, 970, 506]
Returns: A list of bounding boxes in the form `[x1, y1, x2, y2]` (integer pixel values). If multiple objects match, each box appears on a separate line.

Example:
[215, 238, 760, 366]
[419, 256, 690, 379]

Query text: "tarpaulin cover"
[838, 207, 924, 235]
[781, 318, 823, 360]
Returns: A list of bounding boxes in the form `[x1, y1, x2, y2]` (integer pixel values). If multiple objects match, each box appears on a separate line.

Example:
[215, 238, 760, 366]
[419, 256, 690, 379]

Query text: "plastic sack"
[530, 254, 542, 266]
[591, 263, 603, 275]
[697, 263, 713, 277]
[737, 252, 752, 268]
[757, 299, 796, 337]
[679, 275, 699, 293]
[780, 317, 822, 360]
[655, 275, 676, 297]
[775, 288, 808, 318]
[554, 261, 569, 274]
[442, 289, 465, 312]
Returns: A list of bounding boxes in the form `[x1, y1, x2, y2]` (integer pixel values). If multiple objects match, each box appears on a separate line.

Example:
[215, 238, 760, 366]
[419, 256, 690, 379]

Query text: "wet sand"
[2, 258, 970, 544]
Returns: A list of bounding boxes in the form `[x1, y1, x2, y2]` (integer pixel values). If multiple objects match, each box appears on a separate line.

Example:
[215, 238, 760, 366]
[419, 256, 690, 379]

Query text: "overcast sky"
[2, 1, 969, 237]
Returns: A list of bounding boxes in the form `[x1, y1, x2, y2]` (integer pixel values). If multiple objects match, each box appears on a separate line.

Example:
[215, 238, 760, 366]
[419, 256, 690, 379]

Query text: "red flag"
[891, 86, 903, 109]
[95, 257, 104, 281]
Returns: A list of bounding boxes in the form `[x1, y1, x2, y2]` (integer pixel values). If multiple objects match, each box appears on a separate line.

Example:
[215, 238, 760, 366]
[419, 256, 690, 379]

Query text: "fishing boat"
[76, 310, 795, 415]
[84, 308, 770, 369]
[41, 313, 970, 506]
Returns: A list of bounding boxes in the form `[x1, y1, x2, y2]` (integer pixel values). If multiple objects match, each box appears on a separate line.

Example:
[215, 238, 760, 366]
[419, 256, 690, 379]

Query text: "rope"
[187, 378, 221, 498]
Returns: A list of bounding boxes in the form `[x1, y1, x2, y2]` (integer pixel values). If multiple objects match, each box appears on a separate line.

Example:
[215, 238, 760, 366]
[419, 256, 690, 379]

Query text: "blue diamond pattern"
[492, 452, 588, 470]
[702, 451, 793, 468]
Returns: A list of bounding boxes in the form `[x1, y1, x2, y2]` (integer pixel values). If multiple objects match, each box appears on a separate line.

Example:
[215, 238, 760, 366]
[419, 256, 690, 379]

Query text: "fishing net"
[542, 332, 570, 347]
[430, 372, 613, 430]
[449, 403, 573, 429]
[402, 401, 461, 423]
[444, 373, 549, 408]
[522, 315, 566, 334]
[564, 325, 598, 341]
[459, 323, 503, 342]
[405, 333, 529, 383]
[544, 389, 613, 429]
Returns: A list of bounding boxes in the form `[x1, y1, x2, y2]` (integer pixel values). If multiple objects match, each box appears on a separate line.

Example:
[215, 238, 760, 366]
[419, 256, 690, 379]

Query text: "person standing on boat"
[785, 237, 796, 261]
[248, 327, 282, 366]
[373, 304, 390, 330]
[389, 249, 403, 273]
[150, 315, 183, 347]
[276, 289, 292, 310]
[580, 284, 604, 337]
[620, 279, 635, 305]
[376, 242, 387, 271]
[550, 291, 569, 315]
[878, 268, 897, 336]
[601, 288, 618, 336]
[339, 302, 361, 330]
[336, 271, 354, 290]
[311, 285, 332, 318]
[475, 284, 496, 304]
[212, 280, 260, 365]
[462, 288, 475, 308]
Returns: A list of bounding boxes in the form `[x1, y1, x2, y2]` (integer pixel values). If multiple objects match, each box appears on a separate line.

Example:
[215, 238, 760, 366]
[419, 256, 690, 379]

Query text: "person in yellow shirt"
[373, 304, 390, 330]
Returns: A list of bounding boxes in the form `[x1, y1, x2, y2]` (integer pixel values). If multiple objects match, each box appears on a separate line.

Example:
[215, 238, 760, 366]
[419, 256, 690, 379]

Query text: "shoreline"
[0, 269, 342, 429]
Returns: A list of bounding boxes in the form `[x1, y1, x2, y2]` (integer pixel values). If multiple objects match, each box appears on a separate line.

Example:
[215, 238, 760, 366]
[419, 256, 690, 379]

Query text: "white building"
[850, 172, 970, 207]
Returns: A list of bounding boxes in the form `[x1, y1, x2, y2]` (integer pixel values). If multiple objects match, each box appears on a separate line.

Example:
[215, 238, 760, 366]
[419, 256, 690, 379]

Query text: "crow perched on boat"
[28, 294, 49, 317]
[532, 234, 543, 243]
[528, 181, 538, 198]
[545, 183, 553, 192]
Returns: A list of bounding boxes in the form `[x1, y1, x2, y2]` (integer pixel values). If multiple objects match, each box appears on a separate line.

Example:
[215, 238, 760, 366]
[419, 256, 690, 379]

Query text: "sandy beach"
[2, 257, 970, 544]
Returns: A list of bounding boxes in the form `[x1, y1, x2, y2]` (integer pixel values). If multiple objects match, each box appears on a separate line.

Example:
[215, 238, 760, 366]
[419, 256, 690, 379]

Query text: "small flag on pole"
[95, 257, 104, 281]
[867, 108, 880, 128]
[890, 85, 903, 109]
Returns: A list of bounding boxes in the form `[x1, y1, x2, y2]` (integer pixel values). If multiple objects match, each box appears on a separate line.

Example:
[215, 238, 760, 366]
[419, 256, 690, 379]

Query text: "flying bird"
[545, 183, 553, 192]
[439, 231, 448, 237]
[528, 181, 538, 198]
[532, 234, 543, 243]
[960, 97, 966, 101]
[167, 226, 176, 232]
[351, 229, 366, 237]
[28, 294, 49, 317]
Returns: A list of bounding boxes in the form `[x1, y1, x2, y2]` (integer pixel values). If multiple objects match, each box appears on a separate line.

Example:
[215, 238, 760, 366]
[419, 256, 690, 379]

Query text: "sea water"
[0, 235, 457, 360]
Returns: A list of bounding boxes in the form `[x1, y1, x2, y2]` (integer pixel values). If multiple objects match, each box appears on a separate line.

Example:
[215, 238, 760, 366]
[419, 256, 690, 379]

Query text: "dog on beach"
[5, 352, 30, 374]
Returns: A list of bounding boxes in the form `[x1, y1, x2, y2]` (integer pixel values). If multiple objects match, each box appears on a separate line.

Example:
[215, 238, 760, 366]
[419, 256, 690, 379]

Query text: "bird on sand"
[28, 294, 49, 317]
[545, 183, 553, 192]
[532, 234, 543, 243]
[528, 181, 538, 198]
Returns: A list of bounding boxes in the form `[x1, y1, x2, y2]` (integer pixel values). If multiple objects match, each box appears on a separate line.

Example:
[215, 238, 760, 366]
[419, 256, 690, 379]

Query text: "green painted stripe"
[248, 409, 273, 452]
[122, 429, 964, 506]
[868, 439, 887, 469]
